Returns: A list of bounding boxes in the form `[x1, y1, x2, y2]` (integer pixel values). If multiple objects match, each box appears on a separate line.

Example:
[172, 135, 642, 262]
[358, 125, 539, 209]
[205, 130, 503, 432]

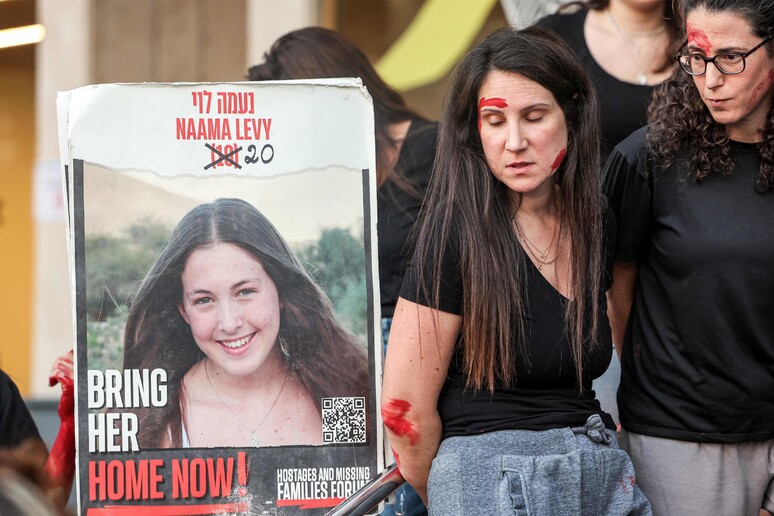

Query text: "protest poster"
[57, 80, 382, 515]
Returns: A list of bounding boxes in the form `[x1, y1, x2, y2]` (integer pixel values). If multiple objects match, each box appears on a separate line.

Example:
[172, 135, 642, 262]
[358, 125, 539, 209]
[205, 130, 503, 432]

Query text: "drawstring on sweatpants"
[573, 414, 613, 444]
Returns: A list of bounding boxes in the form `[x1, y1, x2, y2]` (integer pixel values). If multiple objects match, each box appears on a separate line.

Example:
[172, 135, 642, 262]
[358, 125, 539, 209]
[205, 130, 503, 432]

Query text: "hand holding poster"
[58, 80, 381, 515]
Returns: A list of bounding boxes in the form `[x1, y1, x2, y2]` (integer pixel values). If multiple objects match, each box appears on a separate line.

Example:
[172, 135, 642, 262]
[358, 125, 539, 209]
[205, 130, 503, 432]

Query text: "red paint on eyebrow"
[479, 97, 508, 109]
[478, 97, 508, 131]
[551, 149, 566, 172]
[382, 398, 419, 445]
[687, 24, 711, 53]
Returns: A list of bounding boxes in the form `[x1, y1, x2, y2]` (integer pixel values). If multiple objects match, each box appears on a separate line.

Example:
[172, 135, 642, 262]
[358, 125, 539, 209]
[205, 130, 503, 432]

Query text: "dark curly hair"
[646, 0, 774, 192]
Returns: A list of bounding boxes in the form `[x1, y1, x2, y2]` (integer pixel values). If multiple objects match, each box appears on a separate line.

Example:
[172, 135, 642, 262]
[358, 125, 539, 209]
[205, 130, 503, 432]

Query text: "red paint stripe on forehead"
[479, 97, 508, 110]
[687, 24, 711, 52]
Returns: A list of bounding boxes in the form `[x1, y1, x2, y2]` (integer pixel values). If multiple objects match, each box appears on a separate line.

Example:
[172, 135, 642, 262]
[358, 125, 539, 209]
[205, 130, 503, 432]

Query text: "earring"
[278, 335, 290, 359]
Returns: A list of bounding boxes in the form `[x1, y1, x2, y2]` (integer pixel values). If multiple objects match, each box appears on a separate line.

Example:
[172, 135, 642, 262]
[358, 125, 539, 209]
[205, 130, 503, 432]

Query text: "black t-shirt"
[603, 127, 774, 443]
[378, 118, 438, 318]
[536, 9, 655, 165]
[0, 369, 43, 448]
[399, 221, 615, 439]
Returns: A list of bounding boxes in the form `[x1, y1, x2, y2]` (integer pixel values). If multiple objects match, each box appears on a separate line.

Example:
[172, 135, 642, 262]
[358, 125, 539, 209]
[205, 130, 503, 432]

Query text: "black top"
[399, 222, 615, 439]
[536, 9, 656, 165]
[0, 369, 43, 448]
[378, 118, 438, 318]
[603, 127, 774, 443]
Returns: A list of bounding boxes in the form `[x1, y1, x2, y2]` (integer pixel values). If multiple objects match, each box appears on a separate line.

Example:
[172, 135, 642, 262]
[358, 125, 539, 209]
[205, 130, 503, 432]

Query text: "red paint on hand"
[478, 97, 508, 131]
[551, 148, 566, 172]
[45, 349, 75, 490]
[382, 399, 419, 445]
[687, 25, 711, 53]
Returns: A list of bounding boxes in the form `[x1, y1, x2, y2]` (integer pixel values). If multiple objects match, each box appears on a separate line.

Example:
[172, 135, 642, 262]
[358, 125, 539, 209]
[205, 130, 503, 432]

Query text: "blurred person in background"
[537, 0, 682, 165]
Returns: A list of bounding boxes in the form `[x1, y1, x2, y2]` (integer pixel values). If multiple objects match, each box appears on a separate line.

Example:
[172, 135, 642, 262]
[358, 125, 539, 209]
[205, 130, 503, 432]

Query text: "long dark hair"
[647, 0, 774, 192]
[414, 26, 603, 392]
[123, 198, 368, 447]
[248, 26, 425, 194]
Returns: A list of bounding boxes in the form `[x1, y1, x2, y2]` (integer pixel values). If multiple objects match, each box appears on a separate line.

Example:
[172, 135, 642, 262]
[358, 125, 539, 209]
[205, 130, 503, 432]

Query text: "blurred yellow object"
[375, 0, 498, 91]
[0, 24, 46, 49]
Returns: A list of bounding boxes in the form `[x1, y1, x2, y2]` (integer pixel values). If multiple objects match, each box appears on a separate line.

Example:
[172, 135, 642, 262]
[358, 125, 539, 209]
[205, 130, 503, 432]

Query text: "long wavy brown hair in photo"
[558, 0, 683, 72]
[413, 26, 603, 392]
[247, 26, 428, 197]
[647, 0, 774, 192]
[123, 198, 368, 448]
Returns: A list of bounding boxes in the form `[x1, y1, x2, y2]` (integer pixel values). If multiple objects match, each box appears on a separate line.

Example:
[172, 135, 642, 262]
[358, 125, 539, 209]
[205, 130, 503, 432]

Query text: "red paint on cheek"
[382, 398, 419, 445]
[478, 97, 508, 131]
[687, 24, 711, 53]
[749, 70, 774, 107]
[551, 149, 566, 172]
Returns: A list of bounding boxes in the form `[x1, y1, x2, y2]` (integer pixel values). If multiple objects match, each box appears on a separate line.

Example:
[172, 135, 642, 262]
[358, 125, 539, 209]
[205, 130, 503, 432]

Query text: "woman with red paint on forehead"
[603, 0, 774, 514]
[381, 26, 651, 514]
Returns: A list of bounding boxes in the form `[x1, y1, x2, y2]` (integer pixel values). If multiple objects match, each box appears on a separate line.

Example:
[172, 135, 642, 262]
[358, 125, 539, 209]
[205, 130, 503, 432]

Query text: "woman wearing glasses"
[603, 0, 774, 514]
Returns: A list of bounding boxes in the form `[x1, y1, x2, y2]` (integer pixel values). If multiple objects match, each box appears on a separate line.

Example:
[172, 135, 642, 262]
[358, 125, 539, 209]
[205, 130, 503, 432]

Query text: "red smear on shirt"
[687, 25, 711, 53]
[382, 398, 419, 445]
[551, 148, 566, 172]
[478, 97, 508, 131]
[749, 70, 774, 108]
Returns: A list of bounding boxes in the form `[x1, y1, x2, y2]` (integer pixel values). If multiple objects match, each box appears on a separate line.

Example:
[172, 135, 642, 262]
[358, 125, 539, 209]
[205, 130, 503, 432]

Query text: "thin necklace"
[515, 197, 562, 271]
[204, 358, 288, 447]
[518, 221, 564, 270]
[605, 8, 666, 85]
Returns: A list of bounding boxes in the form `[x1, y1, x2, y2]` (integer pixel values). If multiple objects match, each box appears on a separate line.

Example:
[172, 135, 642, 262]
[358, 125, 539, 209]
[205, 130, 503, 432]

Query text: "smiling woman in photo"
[122, 198, 368, 449]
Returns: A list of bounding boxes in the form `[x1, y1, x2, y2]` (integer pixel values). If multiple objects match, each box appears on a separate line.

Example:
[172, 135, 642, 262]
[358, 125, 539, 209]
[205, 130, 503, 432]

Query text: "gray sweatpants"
[427, 415, 651, 515]
[621, 430, 774, 516]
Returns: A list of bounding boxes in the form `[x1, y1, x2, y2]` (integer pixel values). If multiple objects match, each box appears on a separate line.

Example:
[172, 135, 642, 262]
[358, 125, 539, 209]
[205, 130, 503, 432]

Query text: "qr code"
[321, 397, 366, 444]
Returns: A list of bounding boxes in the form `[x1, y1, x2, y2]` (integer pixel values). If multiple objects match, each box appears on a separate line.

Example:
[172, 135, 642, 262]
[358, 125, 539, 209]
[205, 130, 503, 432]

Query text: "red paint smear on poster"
[382, 399, 419, 445]
[687, 25, 711, 53]
[551, 149, 566, 171]
[86, 503, 250, 515]
[478, 97, 508, 130]
[276, 498, 345, 509]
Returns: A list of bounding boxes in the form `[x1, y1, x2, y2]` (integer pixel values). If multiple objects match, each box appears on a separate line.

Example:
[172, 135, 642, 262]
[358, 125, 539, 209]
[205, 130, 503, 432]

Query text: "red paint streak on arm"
[687, 24, 711, 53]
[551, 148, 566, 172]
[478, 97, 508, 131]
[392, 448, 401, 469]
[382, 398, 419, 446]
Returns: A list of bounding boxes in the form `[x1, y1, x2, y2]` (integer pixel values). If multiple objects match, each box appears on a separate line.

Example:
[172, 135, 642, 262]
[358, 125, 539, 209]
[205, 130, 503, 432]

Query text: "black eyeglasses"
[675, 36, 772, 76]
